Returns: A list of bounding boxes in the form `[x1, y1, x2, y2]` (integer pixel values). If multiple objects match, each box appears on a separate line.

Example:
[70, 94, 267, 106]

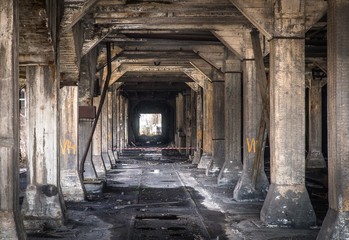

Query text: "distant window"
[139, 113, 162, 136]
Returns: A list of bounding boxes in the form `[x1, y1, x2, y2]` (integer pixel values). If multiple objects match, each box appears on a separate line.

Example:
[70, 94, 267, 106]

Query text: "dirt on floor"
[25, 149, 326, 240]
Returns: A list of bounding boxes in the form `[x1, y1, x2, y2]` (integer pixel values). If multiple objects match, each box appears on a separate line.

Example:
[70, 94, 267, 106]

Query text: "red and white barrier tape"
[112, 147, 196, 151]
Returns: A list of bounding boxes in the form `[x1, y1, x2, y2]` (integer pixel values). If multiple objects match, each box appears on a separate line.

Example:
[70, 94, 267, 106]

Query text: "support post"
[306, 75, 326, 169]
[107, 91, 116, 165]
[317, 1, 349, 238]
[0, 0, 26, 238]
[22, 65, 65, 231]
[101, 93, 112, 170]
[218, 55, 243, 185]
[260, 38, 316, 228]
[92, 96, 106, 178]
[59, 86, 85, 201]
[207, 75, 225, 175]
[233, 57, 268, 201]
[193, 87, 203, 164]
[198, 82, 213, 169]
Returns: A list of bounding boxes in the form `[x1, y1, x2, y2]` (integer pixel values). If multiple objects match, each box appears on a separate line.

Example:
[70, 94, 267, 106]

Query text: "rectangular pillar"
[208, 78, 225, 175]
[59, 86, 85, 201]
[233, 58, 268, 201]
[306, 75, 326, 169]
[22, 65, 65, 231]
[260, 38, 316, 228]
[107, 91, 116, 165]
[318, 1, 349, 238]
[101, 93, 111, 170]
[185, 90, 192, 156]
[198, 82, 213, 169]
[218, 57, 243, 185]
[175, 93, 186, 154]
[0, 1, 26, 238]
[193, 87, 203, 164]
[112, 89, 118, 159]
[92, 96, 106, 178]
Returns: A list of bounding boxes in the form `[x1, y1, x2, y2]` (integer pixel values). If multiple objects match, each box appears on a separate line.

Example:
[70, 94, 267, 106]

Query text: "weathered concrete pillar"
[193, 87, 203, 164]
[124, 98, 129, 146]
[22, 65, 65, 231]
[78, 55, 97, 180]
[218, 56, 243, 185]
[59, 86, 85, 201]
[119, 95, 125, 153]
[306, 74, 326, 169]
[317, 1, 349, 238]
[176, 93, 186, 154]
[185, 90, 192, 156]
[0, 1, 26, 238]
[208, 76, 225, 175]
[230, 0, 326, 228]
[101, 93, 112, 170]
[92, 96, 106, 178]
[260, 38, 316, 228]
[198, 82, 213, 169]
[107, 91, 116, 165]
[233, 56, 268, 201]
[112, 89, 119, 159]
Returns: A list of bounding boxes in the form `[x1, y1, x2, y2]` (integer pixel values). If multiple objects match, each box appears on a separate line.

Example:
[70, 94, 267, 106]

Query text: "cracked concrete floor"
[26, 149, 326, 240]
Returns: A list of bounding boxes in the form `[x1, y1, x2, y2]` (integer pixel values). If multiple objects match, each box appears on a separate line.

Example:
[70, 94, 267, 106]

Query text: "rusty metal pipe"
[80, 42, 112, 181]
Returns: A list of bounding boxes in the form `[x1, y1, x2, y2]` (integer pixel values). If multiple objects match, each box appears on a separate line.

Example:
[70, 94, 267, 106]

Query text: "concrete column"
[260, 38, 316, 228]
[116, 93, 122, 155]
[317, 1, 349, 238]
[306, 76, 326, 169]
[112, 89, 118, 159]
[92, 96, 106, 178]
[0, 1, 26, 238]
[185, 90, 192, 156]
[193, 87, 203, 164]
[176, 93, 186, 154]
[107, 91, 116, 165]
[78, 55, 97, 181]
[101, 93, 111, 170]
[208, 78, 225, 175]
[119, 95, 125, 152]
[233, 58, 268, 201]
[218, 58, 243, 185]
[79, 120, 96, 180]
[198, 82, 213, 169]
[124, 98, 129, 146]
[22, 65, 65, 231]
[59, 86, 85, 201]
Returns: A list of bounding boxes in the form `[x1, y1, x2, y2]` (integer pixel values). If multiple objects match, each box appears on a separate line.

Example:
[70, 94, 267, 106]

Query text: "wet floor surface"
[27, 149, 325, 240]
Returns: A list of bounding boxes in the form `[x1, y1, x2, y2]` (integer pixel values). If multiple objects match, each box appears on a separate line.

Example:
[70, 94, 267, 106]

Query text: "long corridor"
[27, 149, 321, 240]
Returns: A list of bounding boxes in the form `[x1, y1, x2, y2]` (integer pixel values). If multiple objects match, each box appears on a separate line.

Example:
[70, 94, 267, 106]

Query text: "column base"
[207, 140, 225, 176]
[317, 208, 349, 239]
[217, 159, 242, 185]
[233, 170, 268, 201]
[192, 151, 202, 165]
[61, 170, 86, 201]
[92, 155, 106, 178]
[102, 152, 112, 170]
[197, 153, 212, 169]
[0, 211, 26, 240]
[22, 184, 65, 232]
[306, 151, 326, 169]
[108, 150, 117, 166]
[261, 183, 316, 228]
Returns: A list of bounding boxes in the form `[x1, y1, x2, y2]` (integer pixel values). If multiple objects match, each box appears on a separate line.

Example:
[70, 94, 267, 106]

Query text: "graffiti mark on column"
[246, 138, 257, 153]
[60, 139, 77, 155]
